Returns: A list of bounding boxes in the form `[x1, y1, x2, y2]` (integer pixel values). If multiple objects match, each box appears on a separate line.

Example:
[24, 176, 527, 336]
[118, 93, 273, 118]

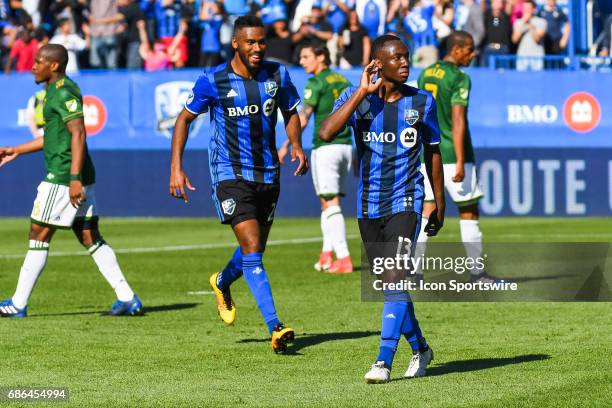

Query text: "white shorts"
[422, 162, 484, 206]
[30, 181, 98, 228]
[311, 144, 352, 197]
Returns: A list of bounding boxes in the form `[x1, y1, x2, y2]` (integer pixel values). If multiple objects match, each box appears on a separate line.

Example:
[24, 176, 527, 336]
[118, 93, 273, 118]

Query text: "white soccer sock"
[12, 240, 49, 309]
[324, 205, 350, 259]
[320, 210, 333, 252]
[89, 242, 135, 301]
[460, 219, 484, 276]
[413, 218, 429, 276]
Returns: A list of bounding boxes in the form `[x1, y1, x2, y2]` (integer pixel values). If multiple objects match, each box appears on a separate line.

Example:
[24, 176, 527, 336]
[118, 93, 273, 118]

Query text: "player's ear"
[49, 61, 60, 73]
[231, 35, 238, 51]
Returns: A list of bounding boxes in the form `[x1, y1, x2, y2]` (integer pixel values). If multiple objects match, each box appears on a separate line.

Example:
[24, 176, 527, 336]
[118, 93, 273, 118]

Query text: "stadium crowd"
[0, 0, 585, 72]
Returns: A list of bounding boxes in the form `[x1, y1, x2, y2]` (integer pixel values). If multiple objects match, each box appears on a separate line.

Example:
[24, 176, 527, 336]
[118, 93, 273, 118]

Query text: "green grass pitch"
[0, 217, 611, 407]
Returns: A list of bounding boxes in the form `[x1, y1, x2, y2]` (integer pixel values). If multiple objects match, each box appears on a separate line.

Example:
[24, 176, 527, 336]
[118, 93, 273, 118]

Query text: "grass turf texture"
[0, 217, 611, 407]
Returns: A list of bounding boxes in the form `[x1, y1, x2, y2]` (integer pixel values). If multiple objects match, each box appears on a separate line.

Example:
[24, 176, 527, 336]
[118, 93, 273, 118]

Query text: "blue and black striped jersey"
[185, 61, 300, 185]
[155, 0, 182, 37]
[333, 85, 440, 219]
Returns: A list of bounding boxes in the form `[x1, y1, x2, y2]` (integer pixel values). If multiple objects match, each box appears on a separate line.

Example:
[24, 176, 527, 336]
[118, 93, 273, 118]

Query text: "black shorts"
[213, 179, 280, 227]
[358, 211, 422, 267]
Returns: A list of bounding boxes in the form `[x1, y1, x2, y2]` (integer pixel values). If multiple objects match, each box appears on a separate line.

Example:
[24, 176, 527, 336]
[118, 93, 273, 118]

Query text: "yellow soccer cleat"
[271, 324, 295, 353]
[209, 272, 236, 325]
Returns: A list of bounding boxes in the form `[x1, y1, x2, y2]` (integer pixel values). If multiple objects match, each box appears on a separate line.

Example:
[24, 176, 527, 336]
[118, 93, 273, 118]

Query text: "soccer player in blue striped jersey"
[170, 16, 308, 354]
[319, 34, 446, 383]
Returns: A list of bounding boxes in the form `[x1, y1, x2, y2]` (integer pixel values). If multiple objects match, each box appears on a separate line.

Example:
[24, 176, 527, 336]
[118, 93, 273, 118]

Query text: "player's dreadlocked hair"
[371, 34, 407, 60]
[234, 15, 265, 34]
[446, 31, 474, 53]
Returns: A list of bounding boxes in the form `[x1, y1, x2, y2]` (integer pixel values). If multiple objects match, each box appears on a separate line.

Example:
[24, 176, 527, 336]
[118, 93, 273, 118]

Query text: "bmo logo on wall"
[563, 92, 601, 133]
[83, 95, 107, 136]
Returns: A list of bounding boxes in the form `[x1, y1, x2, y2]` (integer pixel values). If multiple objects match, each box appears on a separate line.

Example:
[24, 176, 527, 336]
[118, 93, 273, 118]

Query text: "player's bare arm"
[279, 105, 314, 164]
[319, 60, 382, 141]
[0, 137, 44, 167]
[451, 104, 466, 182]
[66, 116, 87, 208]
[170, 108, 198, 202]
[423, 143, 445, 236]
[283, 108, 308, 176]
[299, 105, 314, 129]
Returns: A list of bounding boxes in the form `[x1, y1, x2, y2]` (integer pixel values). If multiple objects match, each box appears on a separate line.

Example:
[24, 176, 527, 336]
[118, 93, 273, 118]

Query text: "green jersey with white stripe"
[43, 76, 95, 186]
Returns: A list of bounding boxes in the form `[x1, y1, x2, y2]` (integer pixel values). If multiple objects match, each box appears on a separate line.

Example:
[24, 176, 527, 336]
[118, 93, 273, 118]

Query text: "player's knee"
[458, 204, 479, 220]
[29, 223, 53, 242]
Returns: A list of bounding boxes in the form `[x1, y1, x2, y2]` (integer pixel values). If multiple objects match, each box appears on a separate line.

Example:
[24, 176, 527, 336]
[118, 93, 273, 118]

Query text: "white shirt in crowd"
[50, 34, 88, 74]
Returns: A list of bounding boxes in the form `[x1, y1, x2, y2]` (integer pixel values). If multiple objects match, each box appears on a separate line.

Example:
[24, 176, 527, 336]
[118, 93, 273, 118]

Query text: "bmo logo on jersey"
[361, 128, 418, 148]
[227, 105, 259, 117]
[228, 100, 276, 117]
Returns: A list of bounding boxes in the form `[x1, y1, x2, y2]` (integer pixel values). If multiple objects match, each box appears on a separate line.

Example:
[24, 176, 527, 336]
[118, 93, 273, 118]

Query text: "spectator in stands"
[537, 0, 570, 55]
[512, 0, 546, 71]
[356, 0, 385, 39]
[337, 9, 369, 68]
[50, 0, 89, 44]
[599, 14, 612, 57]
[198, 0, 222, 67]
[140, 0, 157, 44]
[291, 5, 333, 62]
[118, 0, 148, 68]
[154, 0, 188, 68]
[434, 0, 453, 47]
[255, 0, 288, 27]
[266, 19, 293, 65]
[49, 17, 88, 73]
[5, 24, 38, 74]
[508, 0, 523, 25]
[89, 0, 119, 69]
[318, 0, 355, 34]
[456, 0, 483, 60]
[481, 0, 511, 66]
[140, 29, 183, 70]
[21, 0, 41, 26]
[403, 0, 438, 68]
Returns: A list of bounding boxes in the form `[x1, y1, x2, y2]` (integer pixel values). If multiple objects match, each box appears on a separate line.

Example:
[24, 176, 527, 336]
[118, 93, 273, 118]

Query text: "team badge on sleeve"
[459, 88, 469, 99]
[65, 99, 78, 112]
[265, 81, 278, 97]
[404, 109, 419, 126]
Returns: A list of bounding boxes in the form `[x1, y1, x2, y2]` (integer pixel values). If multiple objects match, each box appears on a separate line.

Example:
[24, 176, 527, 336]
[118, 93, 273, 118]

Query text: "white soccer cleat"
[404, 347, 433, 378]
[364, 361, 391, 384]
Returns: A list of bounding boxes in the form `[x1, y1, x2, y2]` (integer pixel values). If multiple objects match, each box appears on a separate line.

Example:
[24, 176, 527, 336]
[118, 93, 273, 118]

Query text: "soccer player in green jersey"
[0, 44, 142, 318]
[279, 43, 354, 273]
[416, 31, 499, 283]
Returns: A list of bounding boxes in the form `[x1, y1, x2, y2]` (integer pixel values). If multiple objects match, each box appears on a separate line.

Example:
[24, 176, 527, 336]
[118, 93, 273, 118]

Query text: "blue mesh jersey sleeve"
[332, 86, 357, 128]
[278, 65, 301, 111]
[185, 72, 216, 115]
[423, 93, 441, 145]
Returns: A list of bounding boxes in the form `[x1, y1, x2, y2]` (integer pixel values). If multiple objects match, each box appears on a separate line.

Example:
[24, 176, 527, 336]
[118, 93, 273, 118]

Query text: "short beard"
[238, 48, 260, 73]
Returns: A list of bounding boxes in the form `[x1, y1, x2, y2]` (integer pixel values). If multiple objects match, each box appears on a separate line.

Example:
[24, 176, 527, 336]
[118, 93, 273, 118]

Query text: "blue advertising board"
[0, 69, 610, 217]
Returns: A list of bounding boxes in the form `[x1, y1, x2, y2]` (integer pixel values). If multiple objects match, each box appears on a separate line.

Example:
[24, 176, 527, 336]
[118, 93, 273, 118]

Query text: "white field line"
[0, 234, 360, 260]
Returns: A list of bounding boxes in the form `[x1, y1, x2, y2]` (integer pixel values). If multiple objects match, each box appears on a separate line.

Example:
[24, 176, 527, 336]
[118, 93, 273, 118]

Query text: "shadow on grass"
[29, 302, 199, 317]
[392, 353, 551, 380]
[238, 330, 379, 355]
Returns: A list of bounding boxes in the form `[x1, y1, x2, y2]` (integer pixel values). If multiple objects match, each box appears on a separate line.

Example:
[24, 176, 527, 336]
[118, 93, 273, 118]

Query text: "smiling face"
[376, 40, 410, 84]
[232, 26, 267, 72]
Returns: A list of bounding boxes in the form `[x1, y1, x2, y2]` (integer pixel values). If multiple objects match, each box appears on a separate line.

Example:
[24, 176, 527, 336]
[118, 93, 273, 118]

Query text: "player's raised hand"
[452, 162, 465, 182]
[291, 145, 308, 176]
[170, 168, 196, 203]
[424, 208, 444, 236]
[0, 146, 18, 168]
[359, 60, 383, 94]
